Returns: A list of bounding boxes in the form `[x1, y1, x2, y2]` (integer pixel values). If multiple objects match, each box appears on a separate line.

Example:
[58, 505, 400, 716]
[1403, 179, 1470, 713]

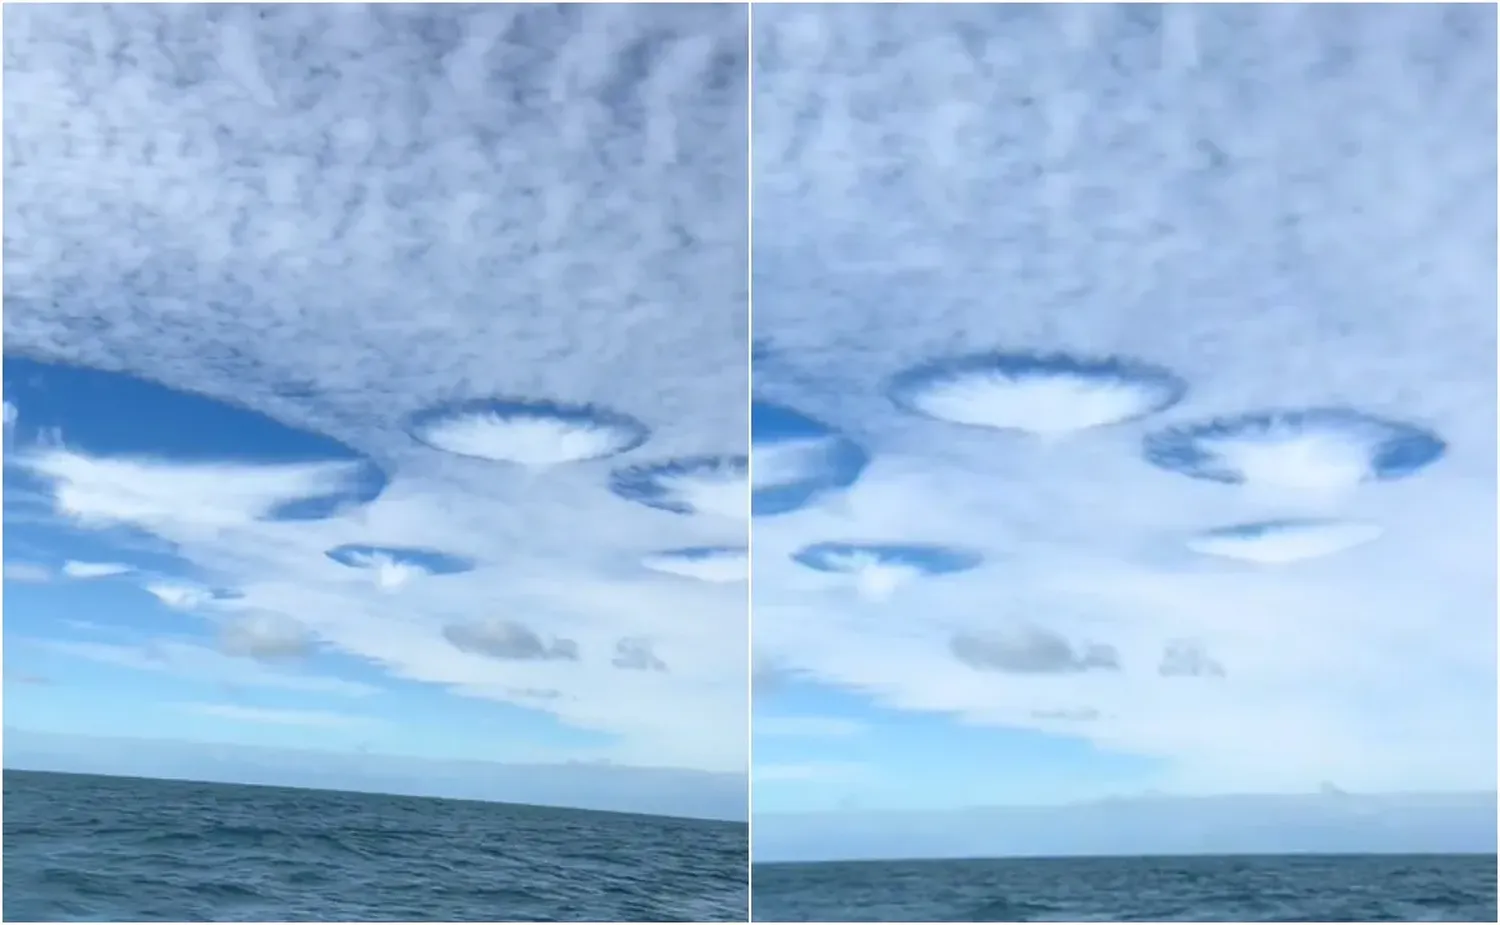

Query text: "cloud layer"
[4, 4, 750, 778]
[750, 4, 1496, 797]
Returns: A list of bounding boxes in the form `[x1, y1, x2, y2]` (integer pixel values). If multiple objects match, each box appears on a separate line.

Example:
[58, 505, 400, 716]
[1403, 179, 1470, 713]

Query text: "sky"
[3, 2, 1496, 862]
[749, 3, 1497, 856]
[3, 4, 748, 821]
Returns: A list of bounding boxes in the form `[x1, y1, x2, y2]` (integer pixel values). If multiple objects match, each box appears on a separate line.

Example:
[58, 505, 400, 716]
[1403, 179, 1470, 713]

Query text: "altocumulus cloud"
[3, 3, 750, 777]
[749, 3, 1496, 797]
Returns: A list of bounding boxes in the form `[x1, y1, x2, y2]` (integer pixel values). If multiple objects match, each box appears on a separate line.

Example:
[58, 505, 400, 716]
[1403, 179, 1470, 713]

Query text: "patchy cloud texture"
[751, 2, 1496, 824]
[3, 4, 749, 806]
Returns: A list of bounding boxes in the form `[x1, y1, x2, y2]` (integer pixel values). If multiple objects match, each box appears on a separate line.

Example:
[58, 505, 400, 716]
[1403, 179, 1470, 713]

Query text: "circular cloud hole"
[1187, 519, 1384, 564]
[641, 546, 748, 583]
[3, 356, 387, 522]
[610, 455, 748, 518]
[792, 541, 983, 601]
[752, 401, 869, 516]
[888, 351, 1187, 436]
[326, 544, 475, 591]
[1144, 408, 1446, 492]
[406, 398, 649, 467]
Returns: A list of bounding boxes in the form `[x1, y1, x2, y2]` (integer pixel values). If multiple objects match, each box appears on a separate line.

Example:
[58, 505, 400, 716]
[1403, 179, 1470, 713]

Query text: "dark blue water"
[752, 854, 1498, 922]
[4, 770, 747, 922]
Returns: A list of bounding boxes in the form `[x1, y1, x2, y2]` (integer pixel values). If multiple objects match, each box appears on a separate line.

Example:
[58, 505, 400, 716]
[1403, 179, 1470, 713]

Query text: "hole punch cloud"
[1144, 409, 1447, 494]
[325, 544, 476, 591]
[792, 541, 982, 601]
[752, 401, 869, 515]
[1187, 519, 1384, 565]
[609, 455, 749, 518]
[888, 351, 1187, 437]
[406, 398, 649, 467]
[3, 358, 388, 522]
[641, 546, 748, 583]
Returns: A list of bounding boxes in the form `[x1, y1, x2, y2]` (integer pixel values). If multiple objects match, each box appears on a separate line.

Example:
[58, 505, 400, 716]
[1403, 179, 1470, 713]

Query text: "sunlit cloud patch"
[2, 357, 387, 521]
[888, 351, 1187, 437]
[1144, 408, 1447, 493]
[1187, 519, 1384, 565]
[609, 455, 749, 518]
[752, 401, 869, 516]
[325, 544, 476, 591]
[792, 541, 983, 601]
[60, 560, 132, 579]
[406, 398, 649, 467]
[641, 546, 748, 583]
[144, 581, 242, 611]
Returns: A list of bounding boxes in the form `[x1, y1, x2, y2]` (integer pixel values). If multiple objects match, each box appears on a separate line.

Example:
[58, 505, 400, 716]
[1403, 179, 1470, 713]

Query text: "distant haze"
[754, 792, 1499, 863]
[3, 728, 747, 822]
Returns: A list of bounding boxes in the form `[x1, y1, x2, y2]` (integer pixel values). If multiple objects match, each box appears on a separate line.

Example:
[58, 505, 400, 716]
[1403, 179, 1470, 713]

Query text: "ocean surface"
[752, 854, 1499, 922]
[3, 770, 748, 922]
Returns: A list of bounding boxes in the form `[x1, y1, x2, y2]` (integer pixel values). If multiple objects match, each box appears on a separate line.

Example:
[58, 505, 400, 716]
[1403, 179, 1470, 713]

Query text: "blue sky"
[3, 4, 748, 821]
[750, 2, 1496, 855]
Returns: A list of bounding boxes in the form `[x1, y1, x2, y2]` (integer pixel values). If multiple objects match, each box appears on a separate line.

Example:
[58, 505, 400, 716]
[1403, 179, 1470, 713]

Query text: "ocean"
[752, 853, 1499, 922]
[3, 770, 748, 922]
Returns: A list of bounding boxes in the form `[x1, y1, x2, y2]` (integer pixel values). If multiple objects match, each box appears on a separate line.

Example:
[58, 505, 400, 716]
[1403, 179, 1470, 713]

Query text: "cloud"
[61, 560, 133, 579]
[951, 627, 1120, 675]
[144, 581, 222, 611]
[612, 637, 668, 672]
[3, 562, 53, 583]
[219, 612, 314, 661]
[178, 703, 374, 728]
[748, 2, 1496, 801]
[2, 4, 749, 776]
[1159, 640, 1227, 678]
[444, 620, 580, 662]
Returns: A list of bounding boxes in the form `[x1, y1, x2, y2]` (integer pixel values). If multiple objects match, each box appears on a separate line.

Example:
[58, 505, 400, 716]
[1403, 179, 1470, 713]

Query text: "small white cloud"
[61, 560, 133, 579]
[145, 581, 217, 611]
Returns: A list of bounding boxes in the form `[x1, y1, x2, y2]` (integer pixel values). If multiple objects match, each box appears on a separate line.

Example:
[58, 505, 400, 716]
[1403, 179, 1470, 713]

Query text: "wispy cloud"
[3, 562, 53, 583]
[36, 638, 378, 698]
[61, 560, 133, 579]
